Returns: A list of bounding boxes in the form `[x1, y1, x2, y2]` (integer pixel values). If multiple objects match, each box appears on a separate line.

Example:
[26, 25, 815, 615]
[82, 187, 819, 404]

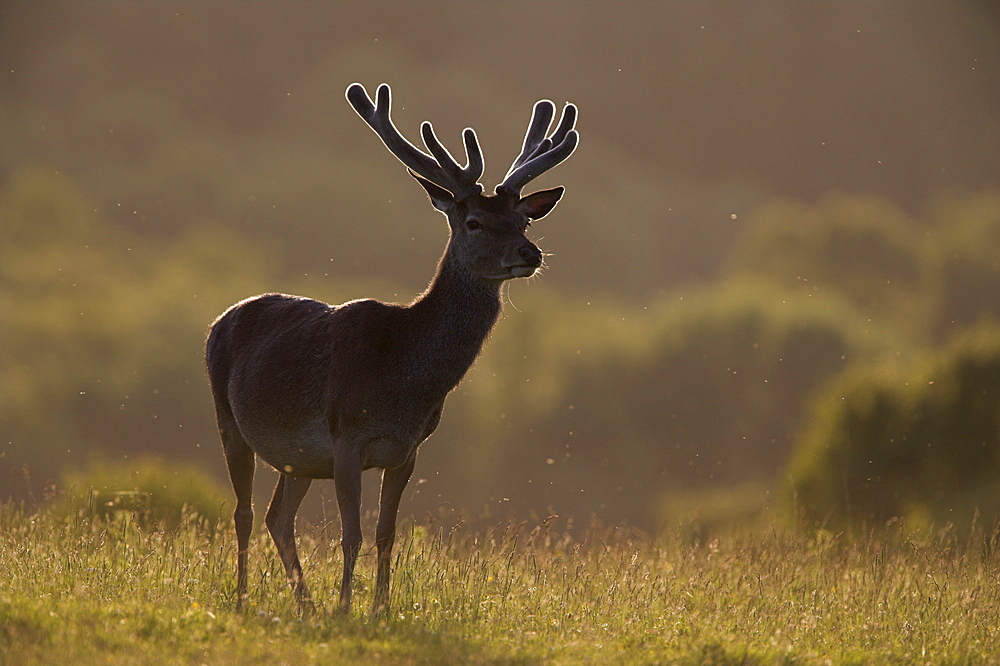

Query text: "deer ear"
[410, 170, 455, 213]
[516, 186, 564, 220]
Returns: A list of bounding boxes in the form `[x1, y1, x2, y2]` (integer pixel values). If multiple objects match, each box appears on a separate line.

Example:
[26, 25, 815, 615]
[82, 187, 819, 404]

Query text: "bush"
[435, 281, 890, 529]
[47, 456, 229, 528]
[0, 168, 277, 498]
[927, 190, 1000, 339]
[727, 195, 940, 340]
[788, 322, 1000, 530]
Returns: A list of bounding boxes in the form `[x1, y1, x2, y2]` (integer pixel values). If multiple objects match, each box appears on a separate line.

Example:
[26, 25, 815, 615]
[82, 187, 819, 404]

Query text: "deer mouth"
[484, 264, 538, 281]
[507, 264, 538, 278]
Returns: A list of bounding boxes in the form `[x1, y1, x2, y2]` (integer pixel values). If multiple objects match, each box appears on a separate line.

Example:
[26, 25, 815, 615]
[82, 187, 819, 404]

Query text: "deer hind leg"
[373, 455, 416, 615]
[264, 473, 314, 609]
[218, 414, 255, 611]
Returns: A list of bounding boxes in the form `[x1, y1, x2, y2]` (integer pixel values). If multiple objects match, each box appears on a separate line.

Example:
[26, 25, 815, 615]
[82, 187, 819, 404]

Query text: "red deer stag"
[205, 82, 578, 614]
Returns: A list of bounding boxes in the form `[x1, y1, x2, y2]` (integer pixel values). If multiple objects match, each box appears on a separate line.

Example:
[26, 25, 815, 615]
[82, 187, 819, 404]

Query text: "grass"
[1, 503, 999, 665]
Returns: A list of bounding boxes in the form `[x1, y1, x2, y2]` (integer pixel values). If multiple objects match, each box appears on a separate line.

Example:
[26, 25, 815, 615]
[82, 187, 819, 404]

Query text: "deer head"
[346, 83, 578, 282]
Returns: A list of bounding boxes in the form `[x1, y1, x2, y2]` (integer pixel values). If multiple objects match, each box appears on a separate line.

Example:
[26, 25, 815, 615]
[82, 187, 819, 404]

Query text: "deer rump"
[207, 293, 447, 478]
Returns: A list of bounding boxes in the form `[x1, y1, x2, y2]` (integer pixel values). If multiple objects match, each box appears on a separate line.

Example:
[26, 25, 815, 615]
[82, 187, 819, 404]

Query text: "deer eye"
[465, 219, 482, 231]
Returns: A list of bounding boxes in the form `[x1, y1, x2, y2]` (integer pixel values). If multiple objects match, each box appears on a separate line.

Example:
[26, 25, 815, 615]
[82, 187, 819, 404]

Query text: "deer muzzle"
[503, 242, 542, 278]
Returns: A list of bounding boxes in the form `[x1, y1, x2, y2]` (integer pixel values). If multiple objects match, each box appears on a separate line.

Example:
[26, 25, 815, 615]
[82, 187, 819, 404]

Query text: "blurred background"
[2, 1, 999, 534]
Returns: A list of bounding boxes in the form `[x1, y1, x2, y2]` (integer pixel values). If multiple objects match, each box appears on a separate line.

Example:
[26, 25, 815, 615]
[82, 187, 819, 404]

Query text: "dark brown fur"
[205, 83, 575, 615]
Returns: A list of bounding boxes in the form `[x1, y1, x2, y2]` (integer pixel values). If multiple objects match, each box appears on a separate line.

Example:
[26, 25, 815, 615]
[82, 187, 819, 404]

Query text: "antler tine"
[505, 102, 576, 179]
[420, 122, 484, 197]
[506, 100, 556, 176]
[546, 103, 577, 153]
[346, 82, 483, 200]
[462, 127, 485, 185]
[346, 83, 442, 184]
[498, 100, 579, 196]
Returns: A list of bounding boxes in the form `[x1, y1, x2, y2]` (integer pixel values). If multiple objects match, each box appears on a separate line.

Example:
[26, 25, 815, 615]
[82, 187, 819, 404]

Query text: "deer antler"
[497, 99, 579, 197]
[346, 83, 485, 201]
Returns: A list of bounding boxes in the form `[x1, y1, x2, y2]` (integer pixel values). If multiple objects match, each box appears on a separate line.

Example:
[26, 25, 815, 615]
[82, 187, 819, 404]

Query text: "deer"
[205, 82, 578, 615]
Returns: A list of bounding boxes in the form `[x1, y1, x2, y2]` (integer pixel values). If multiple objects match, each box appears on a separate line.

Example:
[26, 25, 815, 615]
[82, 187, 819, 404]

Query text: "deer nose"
[518, 243, 542, 267]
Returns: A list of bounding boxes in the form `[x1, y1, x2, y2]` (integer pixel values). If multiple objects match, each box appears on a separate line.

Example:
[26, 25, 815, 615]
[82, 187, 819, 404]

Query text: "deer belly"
[240, 416, 337, 478]
[362, 438, 417, 470]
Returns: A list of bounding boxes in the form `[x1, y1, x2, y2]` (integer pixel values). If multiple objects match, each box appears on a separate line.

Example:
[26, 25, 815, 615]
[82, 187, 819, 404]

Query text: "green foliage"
[788, 322, 1000, 530]
[0, 167, 279, 491]
[727, 194, 941, 339]
[928, 190, 1000, 338]
[0, 167, 115, 421]
[1, 506, 999, 663]
[440, 280, 889, 528]
[46, 456, 230, 527]
[2, 163, 898, 530]
[6, 163, 1000, 535]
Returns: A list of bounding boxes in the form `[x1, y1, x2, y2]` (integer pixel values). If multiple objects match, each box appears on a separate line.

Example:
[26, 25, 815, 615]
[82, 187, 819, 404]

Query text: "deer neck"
[406, 249, 502, 396]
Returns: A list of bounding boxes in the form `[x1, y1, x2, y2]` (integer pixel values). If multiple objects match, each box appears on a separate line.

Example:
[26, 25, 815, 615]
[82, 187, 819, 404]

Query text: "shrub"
[47, 456, 229, 528]
[0, 168, 276, 499]
[927, 190, 1000, 339]
[439, 281, 890, 529]
[727, 194, 940, 340]
[788, 322, 1000, 530]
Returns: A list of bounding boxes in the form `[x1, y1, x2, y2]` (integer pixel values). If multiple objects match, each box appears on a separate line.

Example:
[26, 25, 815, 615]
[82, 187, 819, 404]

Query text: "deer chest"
[351, 398, 445, 470]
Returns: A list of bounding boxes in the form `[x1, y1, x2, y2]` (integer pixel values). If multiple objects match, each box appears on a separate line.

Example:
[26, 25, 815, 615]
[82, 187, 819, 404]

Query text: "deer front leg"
[373, 455, 416, 615]
[334, 448, 363, 614]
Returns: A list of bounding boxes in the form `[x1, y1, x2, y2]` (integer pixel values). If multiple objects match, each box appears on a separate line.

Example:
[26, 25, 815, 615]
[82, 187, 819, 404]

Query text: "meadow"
[2, 503, 998, 665]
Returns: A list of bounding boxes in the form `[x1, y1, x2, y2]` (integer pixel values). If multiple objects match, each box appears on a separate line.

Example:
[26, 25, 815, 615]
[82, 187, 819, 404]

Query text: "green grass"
[2, 504, 999, 664]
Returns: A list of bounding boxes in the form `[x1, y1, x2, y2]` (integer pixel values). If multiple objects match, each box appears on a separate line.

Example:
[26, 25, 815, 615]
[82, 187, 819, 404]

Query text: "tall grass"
[1, 503, 998, 664]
